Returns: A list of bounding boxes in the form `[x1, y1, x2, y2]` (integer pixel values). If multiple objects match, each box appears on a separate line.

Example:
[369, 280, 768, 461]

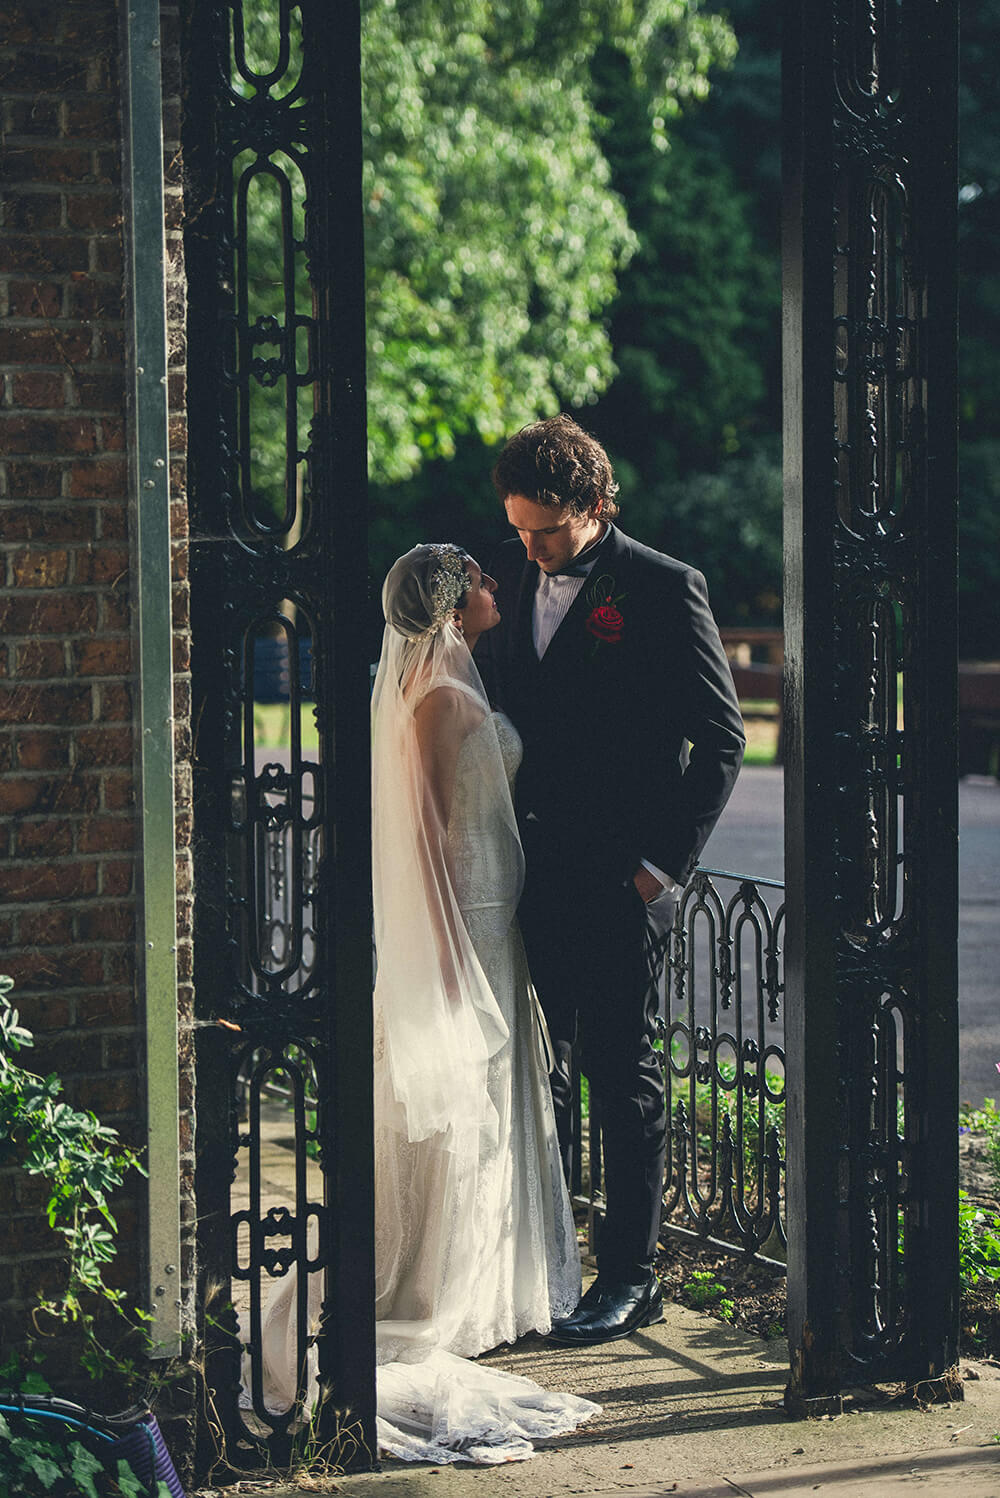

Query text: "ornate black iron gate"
[182, 0, 374, 1469]
[783, 0, 960, 1404]
[176, 0, 962, 1462]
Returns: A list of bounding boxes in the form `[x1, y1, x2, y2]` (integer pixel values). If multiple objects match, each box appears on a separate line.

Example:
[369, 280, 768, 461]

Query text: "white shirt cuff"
[639, 858, 681, 896]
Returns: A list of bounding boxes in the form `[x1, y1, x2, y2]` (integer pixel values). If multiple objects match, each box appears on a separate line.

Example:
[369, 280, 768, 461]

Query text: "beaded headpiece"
[425, 544, 473, 635]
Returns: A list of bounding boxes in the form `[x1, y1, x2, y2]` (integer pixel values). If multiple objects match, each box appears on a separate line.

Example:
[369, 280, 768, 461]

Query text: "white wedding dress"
[371, 702, 595, 1461]
[254, 569, 599, 1463]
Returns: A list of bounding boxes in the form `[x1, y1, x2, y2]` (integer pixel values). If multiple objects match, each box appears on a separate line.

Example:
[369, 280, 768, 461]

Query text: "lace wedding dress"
[373, 703, 594, 1463]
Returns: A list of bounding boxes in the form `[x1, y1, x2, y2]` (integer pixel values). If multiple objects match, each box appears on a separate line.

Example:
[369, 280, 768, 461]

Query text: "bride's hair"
[382, 543, 473, 641]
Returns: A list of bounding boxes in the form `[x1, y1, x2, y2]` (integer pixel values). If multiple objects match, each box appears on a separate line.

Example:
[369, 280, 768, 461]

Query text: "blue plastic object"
[0, 1397, 186, 1497]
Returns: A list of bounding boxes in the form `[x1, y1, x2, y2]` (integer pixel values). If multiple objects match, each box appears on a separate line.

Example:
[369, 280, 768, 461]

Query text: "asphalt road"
[702, 766, 1000, 1107]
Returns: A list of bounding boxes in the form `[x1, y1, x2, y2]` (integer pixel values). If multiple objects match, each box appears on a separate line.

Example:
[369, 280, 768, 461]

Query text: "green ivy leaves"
[0, 980, 146, 1336]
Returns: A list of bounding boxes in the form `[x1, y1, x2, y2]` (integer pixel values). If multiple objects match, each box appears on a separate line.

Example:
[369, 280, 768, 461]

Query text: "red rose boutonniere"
[585, 573, 626, 652]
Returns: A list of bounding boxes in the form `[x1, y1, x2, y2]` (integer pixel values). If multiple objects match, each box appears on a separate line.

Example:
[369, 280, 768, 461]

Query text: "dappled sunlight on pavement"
[218, 1091, 1000, 1498]
[227, 1295, 1000, 1498]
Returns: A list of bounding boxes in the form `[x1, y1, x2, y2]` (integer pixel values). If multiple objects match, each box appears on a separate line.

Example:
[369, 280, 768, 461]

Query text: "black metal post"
[305, 0, 377, 1462]
[184, 0, 374, 1470]
[783, 0, 959, 1408]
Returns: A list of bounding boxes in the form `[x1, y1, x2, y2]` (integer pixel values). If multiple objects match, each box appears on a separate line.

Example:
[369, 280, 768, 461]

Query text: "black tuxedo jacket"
[481, 525, 745, 889]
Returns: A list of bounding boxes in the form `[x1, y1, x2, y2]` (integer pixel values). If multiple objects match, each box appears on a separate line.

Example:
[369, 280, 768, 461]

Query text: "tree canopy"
[238, 1, 997, 651]
[362, 0, 736, 482]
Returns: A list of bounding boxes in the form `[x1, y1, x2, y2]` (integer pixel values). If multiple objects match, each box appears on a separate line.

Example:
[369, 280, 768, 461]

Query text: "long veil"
[370, 595, 517, 1152]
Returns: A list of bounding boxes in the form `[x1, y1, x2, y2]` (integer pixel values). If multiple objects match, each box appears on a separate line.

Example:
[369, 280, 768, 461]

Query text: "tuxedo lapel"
[537, 526, 630, 672]
[510, 557, 539, 672]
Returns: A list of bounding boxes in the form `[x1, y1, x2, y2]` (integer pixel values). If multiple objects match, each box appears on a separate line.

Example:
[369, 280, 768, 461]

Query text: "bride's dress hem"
[376, 1344, 601, 1465]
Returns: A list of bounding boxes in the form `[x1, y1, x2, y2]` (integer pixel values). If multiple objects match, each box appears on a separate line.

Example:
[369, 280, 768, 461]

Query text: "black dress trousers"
[517, 821, 667, 1283]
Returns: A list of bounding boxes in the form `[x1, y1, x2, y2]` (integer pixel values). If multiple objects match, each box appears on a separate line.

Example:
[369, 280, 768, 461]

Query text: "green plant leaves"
[0, 977, 146, 1366]
[67, 1443, 103, 1498]
[113, 1459, 163, 1498]
[959, 1189, 1000, 1292]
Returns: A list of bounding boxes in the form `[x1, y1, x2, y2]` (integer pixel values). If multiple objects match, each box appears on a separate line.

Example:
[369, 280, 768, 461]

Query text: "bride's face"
[457, 561, 500, 644]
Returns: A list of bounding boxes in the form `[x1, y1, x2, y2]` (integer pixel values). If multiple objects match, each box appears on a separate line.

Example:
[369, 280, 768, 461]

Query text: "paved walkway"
[207, 1116, 1000, 1497]
[205, 1301, 1000, 1496]
[212, 768, 1000, 1497]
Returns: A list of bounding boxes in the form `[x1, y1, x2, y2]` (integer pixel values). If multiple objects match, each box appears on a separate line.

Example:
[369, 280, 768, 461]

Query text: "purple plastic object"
[109, 1412, 187, 1498]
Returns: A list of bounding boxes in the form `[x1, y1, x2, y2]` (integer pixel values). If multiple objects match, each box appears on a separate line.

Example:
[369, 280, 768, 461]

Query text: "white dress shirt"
[533, 570, 589, 658]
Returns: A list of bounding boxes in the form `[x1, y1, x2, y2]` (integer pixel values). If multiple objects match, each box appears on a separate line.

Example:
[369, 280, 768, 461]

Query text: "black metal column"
[783, 0, 959, 1406]
[183, 0, 374, 1470]
[307, 0, 375, 1459]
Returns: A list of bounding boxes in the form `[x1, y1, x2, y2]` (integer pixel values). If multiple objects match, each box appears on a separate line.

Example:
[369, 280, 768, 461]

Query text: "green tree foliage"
[587, 47, 766, 481]
[236, 0, 736, 519]
[581, 6, 783, 623]
[958, 4, 1000, 657]
[365, 4, 783, 625]
[959, 1, 1000, 448]
[362, 0, 736, 483]
[957, 442, 1000, 660]
[239, 2, 996, 651]
[642, 444, 783, 626]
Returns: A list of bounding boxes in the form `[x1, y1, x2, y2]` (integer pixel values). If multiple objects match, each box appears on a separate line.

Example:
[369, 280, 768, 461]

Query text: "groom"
[483, 414, 745, 1346]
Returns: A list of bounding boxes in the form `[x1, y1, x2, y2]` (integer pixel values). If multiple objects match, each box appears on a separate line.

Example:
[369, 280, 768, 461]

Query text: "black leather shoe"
[546, 1273, 664, 1346]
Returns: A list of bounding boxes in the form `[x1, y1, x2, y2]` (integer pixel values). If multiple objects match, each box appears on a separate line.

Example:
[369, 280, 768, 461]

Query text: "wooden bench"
[960, 664, 1000, 778]
[720, 627, 784, 668]
[721, 630, 783, 764]
[717, 644, 1000, 779]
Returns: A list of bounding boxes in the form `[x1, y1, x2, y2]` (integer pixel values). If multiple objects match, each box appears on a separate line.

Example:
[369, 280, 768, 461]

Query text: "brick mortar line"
[0, 410, 131, 418]
[0, 315, 127, 324]
[1, 790, 139, 802]
[0, 239, 125, 249]
[0, 169, 122, 179]
[2, 1061, 144, 1074]
[10, 950, 140, 959]
[0, 152, 128, 161]
[0, 900, 164, 914]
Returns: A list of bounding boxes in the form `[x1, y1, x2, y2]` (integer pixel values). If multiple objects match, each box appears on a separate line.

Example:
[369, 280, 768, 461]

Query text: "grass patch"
[741, 712, 779, 766]
[253, 701, 319, 752]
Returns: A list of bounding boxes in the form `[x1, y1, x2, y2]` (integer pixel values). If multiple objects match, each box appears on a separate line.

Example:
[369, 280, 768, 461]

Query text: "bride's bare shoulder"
[410, 682, 468, 728]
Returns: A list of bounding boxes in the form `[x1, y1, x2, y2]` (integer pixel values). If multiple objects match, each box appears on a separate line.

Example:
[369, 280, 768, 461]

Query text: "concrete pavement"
[207, 1299, 1000, 1496]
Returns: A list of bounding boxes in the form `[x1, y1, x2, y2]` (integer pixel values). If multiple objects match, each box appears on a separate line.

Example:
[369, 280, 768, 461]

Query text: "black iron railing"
[572, 867, 787, 1267]
[250, 821, 788, 1270]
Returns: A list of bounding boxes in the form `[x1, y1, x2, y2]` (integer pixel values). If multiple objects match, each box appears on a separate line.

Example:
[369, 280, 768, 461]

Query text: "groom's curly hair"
[491, 413, 620, 519]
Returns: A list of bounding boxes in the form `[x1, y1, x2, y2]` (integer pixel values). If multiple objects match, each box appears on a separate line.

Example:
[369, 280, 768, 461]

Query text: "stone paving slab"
[600, 1443, 1000, 1495]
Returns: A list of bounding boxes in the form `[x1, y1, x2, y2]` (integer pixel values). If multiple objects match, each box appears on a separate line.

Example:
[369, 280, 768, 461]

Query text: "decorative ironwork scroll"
[663, 871, 786, 1260]
[575, 869, 787, 1267]
[183, 0, 373, 1470]
[784, 0, 959, 1402]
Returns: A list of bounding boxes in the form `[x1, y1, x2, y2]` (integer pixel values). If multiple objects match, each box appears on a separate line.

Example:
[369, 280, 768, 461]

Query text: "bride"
[258, 544, 599, 1464]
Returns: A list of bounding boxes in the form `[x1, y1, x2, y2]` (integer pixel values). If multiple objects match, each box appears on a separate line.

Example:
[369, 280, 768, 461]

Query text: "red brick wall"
[0, 0, 193, 1368]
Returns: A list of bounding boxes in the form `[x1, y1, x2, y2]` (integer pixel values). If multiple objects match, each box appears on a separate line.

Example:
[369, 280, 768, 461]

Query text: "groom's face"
[504, 493, 604, 574]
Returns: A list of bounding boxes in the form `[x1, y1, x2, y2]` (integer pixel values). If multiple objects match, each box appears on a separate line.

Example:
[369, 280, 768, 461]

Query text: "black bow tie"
[547, 538, 608, 578]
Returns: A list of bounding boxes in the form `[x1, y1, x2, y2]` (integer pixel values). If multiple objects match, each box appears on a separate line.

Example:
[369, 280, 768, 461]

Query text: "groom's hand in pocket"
[632, 865, 665, 904]
[633, 864, 680, 938]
